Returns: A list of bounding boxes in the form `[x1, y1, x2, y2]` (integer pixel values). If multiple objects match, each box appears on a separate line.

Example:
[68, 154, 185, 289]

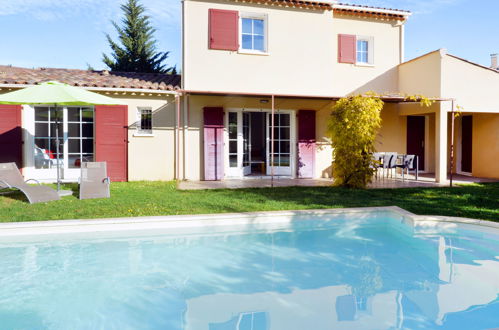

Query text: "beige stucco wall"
[183, 0, 403, 96]
[120, 94, 177, 181]
[442, 56, 499, 114]
[398, 50, 442, 98]
[472, 114, 499, 179]
[333, 13, 402, 95]
[376, 103, 406, 154]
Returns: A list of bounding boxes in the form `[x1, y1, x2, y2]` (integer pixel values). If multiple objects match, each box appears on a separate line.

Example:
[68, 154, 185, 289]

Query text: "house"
[0, 0, 498, 183]
[0, 66, 180, 182]
[180, 0, 499, 182]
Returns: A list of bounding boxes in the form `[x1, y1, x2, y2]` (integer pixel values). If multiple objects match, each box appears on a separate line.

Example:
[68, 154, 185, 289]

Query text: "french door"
[23, 106, 95, 181]
[225, 111, 251, 177]
[266, 112, 293, 176]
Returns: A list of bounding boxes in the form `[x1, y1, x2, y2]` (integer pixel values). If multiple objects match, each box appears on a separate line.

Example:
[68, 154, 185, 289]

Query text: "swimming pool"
[0, 207, 498, 329]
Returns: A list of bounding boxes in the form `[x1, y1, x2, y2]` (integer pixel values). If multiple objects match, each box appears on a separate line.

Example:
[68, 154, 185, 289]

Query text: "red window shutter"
[203, 107, 224, 180]
[209, 9, 239, 51]
[297, 110, 316, 179]
[338, 34, 356, 64]
[95, 105, 128, 182]
[0, 105, 23, 169]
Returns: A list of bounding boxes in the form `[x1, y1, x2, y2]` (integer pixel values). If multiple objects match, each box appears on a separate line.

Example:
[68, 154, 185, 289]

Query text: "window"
[357, 39, 369, 63]
[338, 34, 374, 65]
[137, 107, 153, 135]
[356, 36, 373, 65]
[240, 15, 267, 52]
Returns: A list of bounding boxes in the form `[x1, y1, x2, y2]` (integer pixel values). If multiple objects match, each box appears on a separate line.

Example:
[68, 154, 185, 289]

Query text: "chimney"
[491, 53, 498, 69]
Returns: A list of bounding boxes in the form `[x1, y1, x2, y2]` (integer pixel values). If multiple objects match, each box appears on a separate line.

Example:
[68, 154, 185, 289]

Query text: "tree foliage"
[102, 0, 175, 73]
[328, 94, 384, 188]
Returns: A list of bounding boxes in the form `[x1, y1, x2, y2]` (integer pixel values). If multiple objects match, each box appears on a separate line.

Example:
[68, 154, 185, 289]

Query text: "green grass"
[0, 182, 498, 222]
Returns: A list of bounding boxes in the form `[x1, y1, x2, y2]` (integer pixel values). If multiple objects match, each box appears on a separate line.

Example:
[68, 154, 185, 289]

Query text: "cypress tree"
[103, 0, 175, 73]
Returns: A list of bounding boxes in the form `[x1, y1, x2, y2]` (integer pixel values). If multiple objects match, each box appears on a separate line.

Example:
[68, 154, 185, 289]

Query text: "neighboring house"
[0, 66, 180, 182]
[0, 0, 498, 183]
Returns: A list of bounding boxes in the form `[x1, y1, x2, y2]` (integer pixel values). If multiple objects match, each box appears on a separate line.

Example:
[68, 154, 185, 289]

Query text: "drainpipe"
[271, 95, 275, 187]
[450, 99, 455, 187]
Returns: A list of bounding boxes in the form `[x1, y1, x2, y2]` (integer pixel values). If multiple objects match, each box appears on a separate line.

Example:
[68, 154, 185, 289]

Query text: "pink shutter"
[95, 105, 128, 182]
[209, 9, 239, 51]
[204, 107, 224, 180]
[338, 34, 356, 64]
[297, 110, 316, 179]
[0, 105, 23, 169]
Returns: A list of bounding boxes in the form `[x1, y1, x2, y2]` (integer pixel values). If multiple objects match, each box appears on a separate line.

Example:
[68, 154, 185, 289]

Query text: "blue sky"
[0, 0, 497, 71]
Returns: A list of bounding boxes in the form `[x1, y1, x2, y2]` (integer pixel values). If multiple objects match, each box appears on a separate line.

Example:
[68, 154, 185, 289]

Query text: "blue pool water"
[0, 212, 498, 329]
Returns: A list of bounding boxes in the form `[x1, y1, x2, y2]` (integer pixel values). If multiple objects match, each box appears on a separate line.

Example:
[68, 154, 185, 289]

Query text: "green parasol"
[0, 81, 123, 195]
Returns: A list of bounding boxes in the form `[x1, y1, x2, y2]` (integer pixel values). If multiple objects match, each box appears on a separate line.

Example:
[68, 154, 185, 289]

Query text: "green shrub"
[328, 94, 383, 188]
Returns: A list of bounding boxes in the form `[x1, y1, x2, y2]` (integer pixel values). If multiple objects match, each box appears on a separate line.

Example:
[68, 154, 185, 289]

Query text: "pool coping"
[0, 206, 497, 238]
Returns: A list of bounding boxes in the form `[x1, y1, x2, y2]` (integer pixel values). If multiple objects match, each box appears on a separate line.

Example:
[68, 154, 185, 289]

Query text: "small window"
[137, 107, 153, 135]
[240, 15, 267, 52]
[356, 36, 374, 65]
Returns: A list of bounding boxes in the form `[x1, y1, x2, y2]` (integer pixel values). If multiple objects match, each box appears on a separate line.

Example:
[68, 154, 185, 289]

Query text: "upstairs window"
[356, 37, 373, 65]
[137, 107, 153, 135]
[338, 34, 374, 65]
[240, 15, 267, 53]
[357, 39, 369, 63]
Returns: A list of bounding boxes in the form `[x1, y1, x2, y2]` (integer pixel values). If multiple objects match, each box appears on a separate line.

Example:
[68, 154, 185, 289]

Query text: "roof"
[333, 3, 411, 19]
[227, 0, 410, 18]
[0, 65, 181, 92]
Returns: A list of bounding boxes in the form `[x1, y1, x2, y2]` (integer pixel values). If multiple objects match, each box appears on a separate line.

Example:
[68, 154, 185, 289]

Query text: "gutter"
[0, 84, 179, 95]
[333, 3, 412, 17]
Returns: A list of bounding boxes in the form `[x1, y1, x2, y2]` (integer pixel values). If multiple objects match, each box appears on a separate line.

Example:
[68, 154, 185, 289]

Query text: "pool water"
[0, 212, 498, 329]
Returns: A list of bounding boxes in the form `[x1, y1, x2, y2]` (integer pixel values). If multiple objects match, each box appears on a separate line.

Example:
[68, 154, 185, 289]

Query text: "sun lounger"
[79, 162, 110, 200]
[0, 162, 60, 204]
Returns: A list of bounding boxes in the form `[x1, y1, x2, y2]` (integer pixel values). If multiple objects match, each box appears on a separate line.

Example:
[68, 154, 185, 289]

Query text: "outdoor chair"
[0, 162, 60, 204]
[372, 152, 383, 179]
[396, 155, 417, 181]
[79, 162, 110, 200]
[382, 153, 398, 178]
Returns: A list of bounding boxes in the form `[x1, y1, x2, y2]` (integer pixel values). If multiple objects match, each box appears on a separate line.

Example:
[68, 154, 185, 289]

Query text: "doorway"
[224, 109, 295, 178]
[460, 115, 472, 174]
[407, 116, 425, 171]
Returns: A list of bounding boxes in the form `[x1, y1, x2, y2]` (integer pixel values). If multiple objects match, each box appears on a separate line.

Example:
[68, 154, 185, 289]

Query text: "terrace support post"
[175, 94, 181, 182]
[450, 100, 455, 187]
[271, 95, 275, 188]
[435, 102, 449, 184]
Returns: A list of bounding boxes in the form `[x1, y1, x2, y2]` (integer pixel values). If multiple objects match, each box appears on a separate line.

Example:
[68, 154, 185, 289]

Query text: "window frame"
[135, 107, 154, 136]
[238, 12, 269, 55]
[355, 36, 374, 66]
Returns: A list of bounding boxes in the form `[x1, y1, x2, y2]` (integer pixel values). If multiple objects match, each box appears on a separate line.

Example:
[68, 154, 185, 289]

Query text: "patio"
[177, 174, 497, 190]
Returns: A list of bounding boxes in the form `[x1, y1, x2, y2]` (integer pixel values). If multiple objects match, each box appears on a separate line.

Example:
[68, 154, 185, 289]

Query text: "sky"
[0, 0, 498, 71]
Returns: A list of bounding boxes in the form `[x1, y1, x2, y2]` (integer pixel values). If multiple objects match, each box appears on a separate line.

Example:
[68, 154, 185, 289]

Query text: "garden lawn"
[0, 182, 498, 222]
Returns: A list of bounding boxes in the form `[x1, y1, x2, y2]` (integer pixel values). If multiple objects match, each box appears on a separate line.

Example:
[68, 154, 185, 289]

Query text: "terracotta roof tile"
[0, 65, 181, 91]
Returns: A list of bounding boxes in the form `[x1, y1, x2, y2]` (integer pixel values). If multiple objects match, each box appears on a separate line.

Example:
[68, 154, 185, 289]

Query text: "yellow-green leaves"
[328, 94, 383, 188]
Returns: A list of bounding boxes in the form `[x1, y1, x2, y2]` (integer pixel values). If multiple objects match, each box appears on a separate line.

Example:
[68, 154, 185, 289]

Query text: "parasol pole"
[54, 103, 61, 192]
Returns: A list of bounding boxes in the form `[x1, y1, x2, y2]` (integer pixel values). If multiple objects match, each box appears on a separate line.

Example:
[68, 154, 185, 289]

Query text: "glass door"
[266, 112, 292, 176]
[31, 106, 95, 181]
[242, 112, 251, 176]
[225, 110, 252, 177]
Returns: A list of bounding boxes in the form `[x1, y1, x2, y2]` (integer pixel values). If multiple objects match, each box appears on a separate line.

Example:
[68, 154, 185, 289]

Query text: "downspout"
[399, 23, 405, 63]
